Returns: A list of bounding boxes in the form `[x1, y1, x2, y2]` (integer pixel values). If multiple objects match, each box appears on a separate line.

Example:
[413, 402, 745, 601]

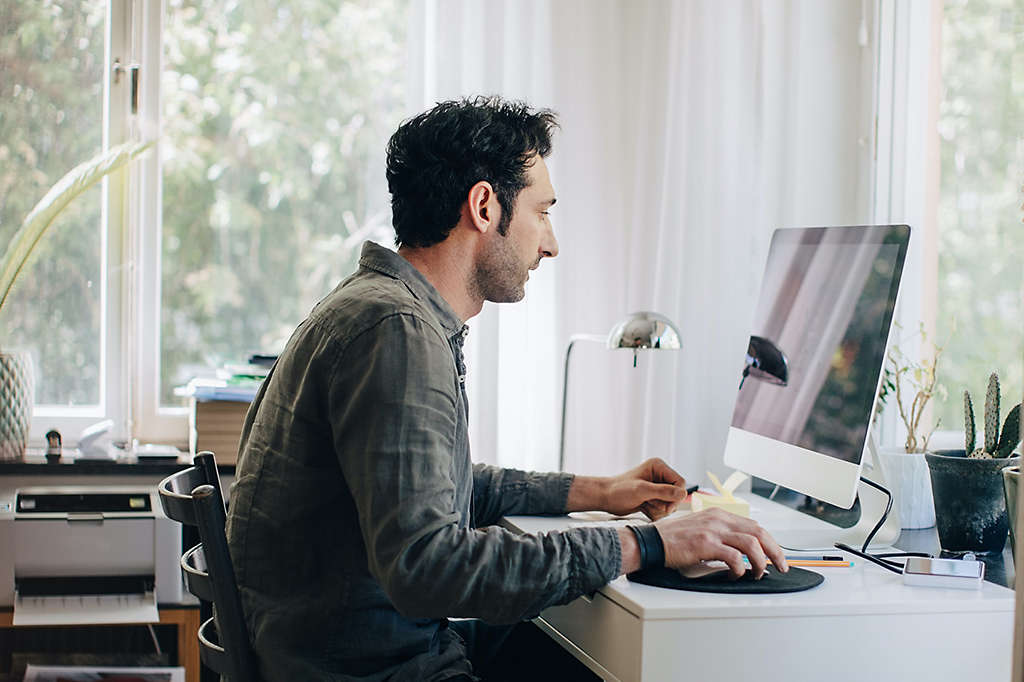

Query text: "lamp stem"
[558, 334, 606, 472]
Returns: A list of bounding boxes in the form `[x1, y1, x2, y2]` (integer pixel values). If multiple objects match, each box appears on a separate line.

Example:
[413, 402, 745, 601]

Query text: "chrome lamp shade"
[607, 311, 682, 353]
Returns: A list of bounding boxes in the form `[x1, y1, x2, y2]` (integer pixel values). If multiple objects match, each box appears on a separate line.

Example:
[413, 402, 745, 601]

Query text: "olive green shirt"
[226, 241, 621, 681]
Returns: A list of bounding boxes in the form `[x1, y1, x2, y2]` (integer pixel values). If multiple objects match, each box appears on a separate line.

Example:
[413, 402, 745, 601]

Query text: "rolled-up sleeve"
[328, 313, 621, 624]
[471, 464, 574, 527]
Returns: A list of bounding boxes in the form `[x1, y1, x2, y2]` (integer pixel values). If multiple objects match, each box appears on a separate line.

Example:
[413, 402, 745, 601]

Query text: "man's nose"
[541, 224, 559, 259]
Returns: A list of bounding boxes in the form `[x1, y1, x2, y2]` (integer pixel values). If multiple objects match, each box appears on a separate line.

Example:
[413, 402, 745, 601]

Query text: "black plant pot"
[925, 450, 1020, 555]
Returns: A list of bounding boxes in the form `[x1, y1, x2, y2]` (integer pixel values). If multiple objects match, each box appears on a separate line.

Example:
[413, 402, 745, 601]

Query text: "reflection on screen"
[731, 226, 908, 464]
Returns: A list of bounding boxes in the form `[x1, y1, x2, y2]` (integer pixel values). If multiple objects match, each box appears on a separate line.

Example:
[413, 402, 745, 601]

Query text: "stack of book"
[189, 399, 252, 465]
[178, 360, 272, 465]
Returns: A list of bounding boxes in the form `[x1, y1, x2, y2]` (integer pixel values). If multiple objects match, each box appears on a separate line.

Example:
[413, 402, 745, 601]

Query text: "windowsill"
[0, 452, 231, 476]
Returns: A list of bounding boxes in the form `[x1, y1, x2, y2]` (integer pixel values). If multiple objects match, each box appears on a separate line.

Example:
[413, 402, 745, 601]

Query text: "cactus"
[996, 404, 1022, 458]
[964, 390, 976, 453]
[984, 373, 1000, 453]
[965, 373, 1022, 458]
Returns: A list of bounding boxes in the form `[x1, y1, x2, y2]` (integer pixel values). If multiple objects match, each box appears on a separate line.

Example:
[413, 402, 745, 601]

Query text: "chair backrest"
[157, 452, 259, 681]
[158, 450, 225, 526]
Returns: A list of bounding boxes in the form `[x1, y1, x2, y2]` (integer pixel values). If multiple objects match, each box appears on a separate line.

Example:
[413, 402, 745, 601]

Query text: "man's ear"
[466, 181, 498, 234]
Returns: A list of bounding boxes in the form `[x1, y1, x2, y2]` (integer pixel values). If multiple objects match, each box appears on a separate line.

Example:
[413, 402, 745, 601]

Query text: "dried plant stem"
[888, 342, 941, 454]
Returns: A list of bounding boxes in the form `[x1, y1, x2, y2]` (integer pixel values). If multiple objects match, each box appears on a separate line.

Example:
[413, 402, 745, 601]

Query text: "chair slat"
[197, 616, 231, 675]
[158, 452, 260, 681]
[180, 543, 215, 603]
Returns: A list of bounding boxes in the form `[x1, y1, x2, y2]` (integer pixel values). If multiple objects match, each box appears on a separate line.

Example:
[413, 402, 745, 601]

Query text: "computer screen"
[723, 225, 910, 509]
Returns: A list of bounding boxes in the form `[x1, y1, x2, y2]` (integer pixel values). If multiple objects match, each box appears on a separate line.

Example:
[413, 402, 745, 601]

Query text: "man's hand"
[603, 457, 689, 520]
[652, 507, 789, 579]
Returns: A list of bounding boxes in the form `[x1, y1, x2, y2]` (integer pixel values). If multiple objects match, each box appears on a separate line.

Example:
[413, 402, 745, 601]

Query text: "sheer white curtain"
[409, 1, 874, 481]
[407, 0, 562, 472]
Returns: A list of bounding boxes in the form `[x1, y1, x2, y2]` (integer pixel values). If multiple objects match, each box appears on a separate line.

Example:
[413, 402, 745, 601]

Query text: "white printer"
[0, 485, 183, 625]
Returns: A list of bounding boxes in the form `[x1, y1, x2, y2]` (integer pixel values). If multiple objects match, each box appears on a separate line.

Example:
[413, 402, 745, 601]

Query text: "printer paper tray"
[13, 590, 158, 626]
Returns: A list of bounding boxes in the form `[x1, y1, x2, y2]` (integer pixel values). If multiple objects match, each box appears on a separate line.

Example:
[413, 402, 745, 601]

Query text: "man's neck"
[398, 241, 483, 323]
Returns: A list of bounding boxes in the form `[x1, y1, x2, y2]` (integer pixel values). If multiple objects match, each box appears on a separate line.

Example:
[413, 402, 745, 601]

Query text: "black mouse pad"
[627, 565, 824, 593]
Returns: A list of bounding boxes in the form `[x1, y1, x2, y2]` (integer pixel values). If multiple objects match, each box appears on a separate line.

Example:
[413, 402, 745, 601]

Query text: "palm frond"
[0, 140, 154, 312]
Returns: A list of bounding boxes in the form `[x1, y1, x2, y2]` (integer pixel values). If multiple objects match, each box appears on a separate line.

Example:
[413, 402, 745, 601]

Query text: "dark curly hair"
[386, 96, 558, 248]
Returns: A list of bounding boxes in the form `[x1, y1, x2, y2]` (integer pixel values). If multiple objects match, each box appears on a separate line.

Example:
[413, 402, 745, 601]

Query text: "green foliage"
[984, 373, 1000, 453]
[964, 373, 1022, 458]
[0, 0, 409, 406]
[158, 0, 408, 403]
[964, 390, 976, 452]
[934, 0, 1024, 430]
[1, 0, 109, 404]
[996, 404, 1021, 458]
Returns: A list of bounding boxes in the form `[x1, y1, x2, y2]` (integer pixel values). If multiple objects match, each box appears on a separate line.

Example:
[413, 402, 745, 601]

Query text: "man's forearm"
[568, 477, 640, 574]
[565, 475, 609, 512]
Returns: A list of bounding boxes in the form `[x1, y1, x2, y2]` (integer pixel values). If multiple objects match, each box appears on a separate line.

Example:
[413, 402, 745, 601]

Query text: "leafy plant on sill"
[964, 373, 1021, 459]
[880, 322, 947, 453]
[0, 140, 153, 321]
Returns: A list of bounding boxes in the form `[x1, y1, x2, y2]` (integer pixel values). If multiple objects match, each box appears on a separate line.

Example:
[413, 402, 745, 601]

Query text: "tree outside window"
[159, 0, 408, 405]
[933, 0, 1023, 431]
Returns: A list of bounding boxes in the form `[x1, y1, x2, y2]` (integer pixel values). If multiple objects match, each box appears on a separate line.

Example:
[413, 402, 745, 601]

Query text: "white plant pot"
[877, 446, 936, 529]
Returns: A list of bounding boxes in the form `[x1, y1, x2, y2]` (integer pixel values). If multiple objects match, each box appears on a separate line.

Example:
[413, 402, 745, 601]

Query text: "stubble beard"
[471, 232, 528, 304]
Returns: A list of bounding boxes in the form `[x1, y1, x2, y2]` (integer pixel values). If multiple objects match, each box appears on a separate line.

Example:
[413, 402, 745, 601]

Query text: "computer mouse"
[679, 562, 770, 581]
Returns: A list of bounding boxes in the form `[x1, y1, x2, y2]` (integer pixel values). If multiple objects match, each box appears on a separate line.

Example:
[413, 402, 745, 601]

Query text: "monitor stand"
[759, 436, 902, 552]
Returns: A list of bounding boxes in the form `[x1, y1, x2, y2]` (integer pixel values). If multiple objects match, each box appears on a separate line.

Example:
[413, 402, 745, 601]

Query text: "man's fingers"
[754, 526, 788, 572]
[726, 532, 768, 579]
[717, 546, 747, 578]
[640, 481, 687, 502]
[642, 498, 679, 521]
[646, 457, 686, 486]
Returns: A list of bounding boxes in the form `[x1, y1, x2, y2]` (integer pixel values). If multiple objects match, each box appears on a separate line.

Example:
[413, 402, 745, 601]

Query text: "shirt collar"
[358, 241, 467, 339]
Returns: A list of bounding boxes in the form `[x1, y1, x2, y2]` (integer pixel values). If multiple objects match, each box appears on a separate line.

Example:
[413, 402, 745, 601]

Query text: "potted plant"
[0, 141, 151, 461]
[925, 373, 1021, 554]
[875, 324, 944, 529]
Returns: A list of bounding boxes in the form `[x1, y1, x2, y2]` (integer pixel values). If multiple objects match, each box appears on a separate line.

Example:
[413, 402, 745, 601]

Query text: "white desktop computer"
[724, 224, 911, 549]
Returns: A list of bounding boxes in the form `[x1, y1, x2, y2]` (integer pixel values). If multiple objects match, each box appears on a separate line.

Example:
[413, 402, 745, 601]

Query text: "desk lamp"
[558, 311, 681, 472]
[738, 335, 788, 390]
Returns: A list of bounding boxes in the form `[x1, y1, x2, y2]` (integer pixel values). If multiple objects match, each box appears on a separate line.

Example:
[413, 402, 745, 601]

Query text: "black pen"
[685, 484, 700, 495]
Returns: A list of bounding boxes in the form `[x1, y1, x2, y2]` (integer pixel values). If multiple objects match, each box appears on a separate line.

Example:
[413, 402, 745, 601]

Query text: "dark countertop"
[897, 526, 1015, 589]
[753, 486, 1015, 589]
[0, 453, 234, 477]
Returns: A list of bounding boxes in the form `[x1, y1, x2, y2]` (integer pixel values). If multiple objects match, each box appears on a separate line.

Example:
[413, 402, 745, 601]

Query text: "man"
[226, 96, 787, 681]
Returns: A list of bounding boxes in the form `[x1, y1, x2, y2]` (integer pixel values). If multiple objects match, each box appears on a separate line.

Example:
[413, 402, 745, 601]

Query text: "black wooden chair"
[158, 451, 259, 681]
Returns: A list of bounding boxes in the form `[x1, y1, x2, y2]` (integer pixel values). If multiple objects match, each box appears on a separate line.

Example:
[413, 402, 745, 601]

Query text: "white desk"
[505, 496, 1015, 682]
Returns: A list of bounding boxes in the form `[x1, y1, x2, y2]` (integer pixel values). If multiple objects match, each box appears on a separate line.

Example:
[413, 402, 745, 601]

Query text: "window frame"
[871, 0, 967, 451]
[27, 0, 137, 446]
[132, 0, 190, 444]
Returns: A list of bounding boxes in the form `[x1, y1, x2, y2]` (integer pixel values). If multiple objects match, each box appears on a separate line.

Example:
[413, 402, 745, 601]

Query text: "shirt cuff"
[526, 471, 575, 515]
[566, 525, 622, 597]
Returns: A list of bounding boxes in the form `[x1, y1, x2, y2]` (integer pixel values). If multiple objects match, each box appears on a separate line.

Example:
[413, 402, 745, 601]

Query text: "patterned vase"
[0, 351, 34, 461]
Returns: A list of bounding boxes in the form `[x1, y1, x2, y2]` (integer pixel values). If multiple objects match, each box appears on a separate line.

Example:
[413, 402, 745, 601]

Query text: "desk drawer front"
[541, 592, 641, 681]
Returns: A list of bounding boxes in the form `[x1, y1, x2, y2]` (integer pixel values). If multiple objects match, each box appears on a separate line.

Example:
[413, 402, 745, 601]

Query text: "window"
[1, 0, 129, 441]
[2, 0, 409, 445]
[873, 0, 1021, 447]
[933, 0, 1022, 431]
[154, 0, 408, 419]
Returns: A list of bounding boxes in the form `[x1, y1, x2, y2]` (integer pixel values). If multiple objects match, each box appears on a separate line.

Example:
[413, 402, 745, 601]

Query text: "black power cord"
[834, 476, 931, 574]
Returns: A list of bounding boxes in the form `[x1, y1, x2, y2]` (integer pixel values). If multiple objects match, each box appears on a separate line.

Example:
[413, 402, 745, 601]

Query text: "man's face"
[473, 155, 558, 303]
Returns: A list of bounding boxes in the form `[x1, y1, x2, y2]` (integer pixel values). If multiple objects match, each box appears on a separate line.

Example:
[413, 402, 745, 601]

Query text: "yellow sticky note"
[691, 470, 750, 517]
